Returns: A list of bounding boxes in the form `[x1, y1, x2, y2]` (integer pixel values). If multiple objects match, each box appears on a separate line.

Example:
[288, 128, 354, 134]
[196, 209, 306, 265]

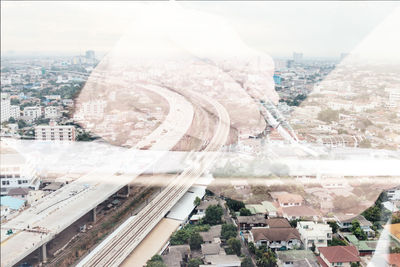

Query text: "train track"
[80, 90, 230, 267]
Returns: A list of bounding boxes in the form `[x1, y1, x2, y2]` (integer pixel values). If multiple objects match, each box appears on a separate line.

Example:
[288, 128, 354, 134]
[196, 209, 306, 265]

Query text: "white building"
[296, 221, 332, 250]
[0, 153, 40, 195]
[35, 124, 76, 141]
[387, 186, 400, 201]
[10, 105, 20, 120]
[23, 106, 42, 121]
[1, 93, 11, 123]
[44, 106, 61, 119]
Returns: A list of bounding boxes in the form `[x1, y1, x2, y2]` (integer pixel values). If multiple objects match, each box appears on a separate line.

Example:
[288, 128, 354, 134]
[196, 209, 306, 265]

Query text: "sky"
[1, 1, 399, 58]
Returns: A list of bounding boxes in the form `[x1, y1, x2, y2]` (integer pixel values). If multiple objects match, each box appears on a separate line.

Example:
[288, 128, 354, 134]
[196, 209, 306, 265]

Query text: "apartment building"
[297, 221, 332, 250]
[23, 106, 42, 121]
[35, 124, 76, 141]
[0, 153, 40, 195]
[44, 106, 61, 119]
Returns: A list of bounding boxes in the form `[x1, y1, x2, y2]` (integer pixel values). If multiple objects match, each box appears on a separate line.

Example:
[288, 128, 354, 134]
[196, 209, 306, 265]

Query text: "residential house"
[261, 201, 278, 217]
[335, 214, 374, 237]
[236, 214, 266, 231]
[344, 234, 380, 256]
[249, 227, 302, 251]
[203, 254, 241, 267]
[200, 225, 222, 244]
[265, 218, 291, 229]
[245, 204, 268, 217]
[282, 206, 320, 221]
[296, 221, 332, 250]
[271, 192, 304, 207]
[162, 245, 191, 267]
[7, 187, 30, 200]
[201, 243, 224, 256]
[197, 199, 219, 216]
[276, 250, 320, 267]
[317, 246, 361, 267]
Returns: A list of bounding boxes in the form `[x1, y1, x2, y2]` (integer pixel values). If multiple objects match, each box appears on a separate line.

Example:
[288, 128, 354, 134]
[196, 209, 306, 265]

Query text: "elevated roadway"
[0, 84, 194, 267]
[78, 91, 230, 267]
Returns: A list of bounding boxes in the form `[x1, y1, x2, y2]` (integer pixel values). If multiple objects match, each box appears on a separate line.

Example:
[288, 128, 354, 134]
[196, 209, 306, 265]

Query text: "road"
[77, 90, 231, 267]
[0, 83, 194, 267]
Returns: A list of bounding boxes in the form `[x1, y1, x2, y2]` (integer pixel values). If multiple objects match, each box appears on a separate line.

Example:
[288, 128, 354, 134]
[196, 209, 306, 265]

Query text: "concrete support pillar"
[126, 185, 131, 197]
[91, 206, 97, 222]
[42, 243, 47, 263]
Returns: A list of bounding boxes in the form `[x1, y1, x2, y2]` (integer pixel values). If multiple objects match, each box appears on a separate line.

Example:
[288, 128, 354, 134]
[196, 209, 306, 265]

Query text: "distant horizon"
[2, 1, 399, 59]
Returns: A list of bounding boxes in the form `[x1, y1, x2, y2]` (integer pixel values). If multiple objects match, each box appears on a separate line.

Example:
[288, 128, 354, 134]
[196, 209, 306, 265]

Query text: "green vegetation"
[239, 208, 252, 216]
[189, 232, 203, 250]
[241, 257, 254, 267]
[188, 258, 203, 267]
[194, 196, 201, 206]
[170, 224, 209, 246]
[328, 237, 347, 246]
[362, 192, 391, 226]
[248, 242, 256, 254]
[221, 224, 237, 240]
[351, 220, 367, 240]
[226, 198, 245, 212]
[146, 255, 166, 267]
[317, 108, 339, 123]
[255, 245, 277, 267]
[226, 237, 241, 256]
[203, 205, 223, 225]
[328, 221, 339, 234]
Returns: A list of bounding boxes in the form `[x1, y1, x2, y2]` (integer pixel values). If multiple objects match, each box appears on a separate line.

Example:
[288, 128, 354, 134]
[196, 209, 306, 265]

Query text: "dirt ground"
[120, 218, 181, 267]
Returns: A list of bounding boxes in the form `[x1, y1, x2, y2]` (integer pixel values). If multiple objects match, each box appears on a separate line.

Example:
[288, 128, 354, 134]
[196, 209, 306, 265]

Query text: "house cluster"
[161, 224, 242, 267]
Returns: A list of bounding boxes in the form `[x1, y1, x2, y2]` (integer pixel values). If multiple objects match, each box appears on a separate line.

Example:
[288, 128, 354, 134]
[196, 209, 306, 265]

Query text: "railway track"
[80, 90, 230, 267]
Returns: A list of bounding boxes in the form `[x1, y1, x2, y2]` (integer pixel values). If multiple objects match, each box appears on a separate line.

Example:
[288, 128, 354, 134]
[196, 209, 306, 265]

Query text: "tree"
[188, 258, 203, 267]
[241, 257, 254, 267]
[289, 219, 300, 228]
[204, 205, 223, 225]
[17, 120, 27, 129]
[256, 250, 277, 267]
[328, 237, 347, 246]
[351, 220, 367, 240]
[146, 255, 166, 267]
[311, 242, 316, 252]
[221, 224, 237, 240]
[8, 117, 16, 123]
[170, 229, 190, 245]
[226, 198, 245, 212]
[248, 242, 256, 254]
[328, 221, 339, 234]
[194, 196, 201, 206]
[227, 238, 242, 256]
[189, 232, 203, 250]
[239, 208, 252, 216]
[350, 262, 360, 267]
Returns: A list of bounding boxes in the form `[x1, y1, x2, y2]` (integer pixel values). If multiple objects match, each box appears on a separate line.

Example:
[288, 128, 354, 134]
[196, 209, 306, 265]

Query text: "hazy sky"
[1, 1, 399, 58]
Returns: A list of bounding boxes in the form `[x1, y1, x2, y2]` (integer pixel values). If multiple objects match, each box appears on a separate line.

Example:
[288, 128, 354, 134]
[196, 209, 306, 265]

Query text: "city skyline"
[1, 1, 399, 58]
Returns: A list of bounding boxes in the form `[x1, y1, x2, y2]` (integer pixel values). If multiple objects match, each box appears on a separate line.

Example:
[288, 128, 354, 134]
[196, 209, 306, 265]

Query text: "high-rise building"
[10, 105, 20, 120]
[35, 124, 76, 141]
[23, 106, 42, 121]
[85, 50, 95, 59]
[293, 52, 303, 62]
[1, 93, 11, 123]
[44, 106, 61, 119]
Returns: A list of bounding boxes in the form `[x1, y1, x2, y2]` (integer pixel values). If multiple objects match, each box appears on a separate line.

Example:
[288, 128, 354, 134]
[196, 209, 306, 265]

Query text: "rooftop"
[276, 250, 319, 267]
[251, 227, 300, 242]
[318, 246, 360, 263]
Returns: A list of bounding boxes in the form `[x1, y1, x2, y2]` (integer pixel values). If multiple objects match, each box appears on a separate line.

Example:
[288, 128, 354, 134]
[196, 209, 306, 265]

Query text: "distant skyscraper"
[293, 52, 303, 62]
[1, 93, 11, 123]
[85, 50, 95, 60]
[286, 60, 294, 68]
